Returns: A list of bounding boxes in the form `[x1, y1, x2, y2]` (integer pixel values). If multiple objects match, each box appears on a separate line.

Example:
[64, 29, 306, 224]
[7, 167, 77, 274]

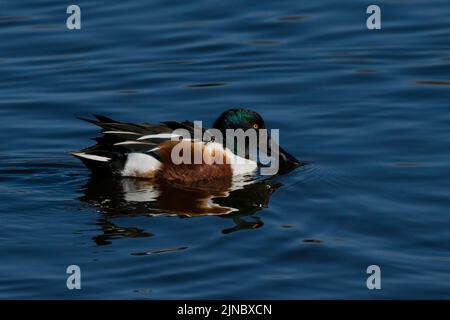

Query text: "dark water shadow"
[79, 176, 283, 244]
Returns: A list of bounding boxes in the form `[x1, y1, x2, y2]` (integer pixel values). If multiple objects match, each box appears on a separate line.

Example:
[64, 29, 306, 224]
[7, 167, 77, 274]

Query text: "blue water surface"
[1, 0, 450, 299]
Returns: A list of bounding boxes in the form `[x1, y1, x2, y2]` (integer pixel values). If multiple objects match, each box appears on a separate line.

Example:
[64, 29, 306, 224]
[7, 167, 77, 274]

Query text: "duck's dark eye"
[252, 123, 259, 129]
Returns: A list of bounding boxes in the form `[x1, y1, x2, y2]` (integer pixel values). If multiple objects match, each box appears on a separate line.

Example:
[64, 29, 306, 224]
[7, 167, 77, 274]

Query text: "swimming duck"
[71, 108, 300, 182]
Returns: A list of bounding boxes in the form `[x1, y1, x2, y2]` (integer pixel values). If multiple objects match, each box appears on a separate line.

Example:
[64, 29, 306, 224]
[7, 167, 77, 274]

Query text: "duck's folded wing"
[74, 115, 205, 156]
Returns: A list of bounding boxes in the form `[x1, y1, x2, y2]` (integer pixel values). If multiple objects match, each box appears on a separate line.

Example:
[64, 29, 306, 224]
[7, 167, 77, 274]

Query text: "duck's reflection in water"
[92, 218, 153, 246]
[79, 176, 282, 244]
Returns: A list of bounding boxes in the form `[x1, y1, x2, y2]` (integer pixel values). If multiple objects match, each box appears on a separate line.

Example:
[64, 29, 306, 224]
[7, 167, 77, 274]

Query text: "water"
[1, 0, 450, 299]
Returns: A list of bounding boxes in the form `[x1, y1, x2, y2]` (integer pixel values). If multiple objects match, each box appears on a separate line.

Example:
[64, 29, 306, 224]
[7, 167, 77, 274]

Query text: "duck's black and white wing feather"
[71, 115, 203, 175]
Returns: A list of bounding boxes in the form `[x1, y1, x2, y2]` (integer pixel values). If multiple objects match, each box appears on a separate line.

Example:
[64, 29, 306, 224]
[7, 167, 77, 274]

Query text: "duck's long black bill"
[257, 137, 302, 175]
[277, 146, 302, 174]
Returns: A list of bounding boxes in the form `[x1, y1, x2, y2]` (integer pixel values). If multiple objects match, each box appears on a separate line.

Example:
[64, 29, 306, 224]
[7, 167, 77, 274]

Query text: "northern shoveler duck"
[71, 108, 300, 182]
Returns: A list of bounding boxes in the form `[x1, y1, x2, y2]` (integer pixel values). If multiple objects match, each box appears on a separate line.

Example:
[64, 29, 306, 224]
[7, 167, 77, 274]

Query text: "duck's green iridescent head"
[212, 108, 266, 133]
[212, 108, 301, 174]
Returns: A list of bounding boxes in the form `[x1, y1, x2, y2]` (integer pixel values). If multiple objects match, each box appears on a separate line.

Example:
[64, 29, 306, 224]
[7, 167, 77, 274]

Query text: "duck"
[71, 108, 300, 182]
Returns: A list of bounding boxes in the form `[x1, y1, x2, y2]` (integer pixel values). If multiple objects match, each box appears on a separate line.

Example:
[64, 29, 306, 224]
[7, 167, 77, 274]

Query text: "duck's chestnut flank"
[154, 140, 233, 182]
